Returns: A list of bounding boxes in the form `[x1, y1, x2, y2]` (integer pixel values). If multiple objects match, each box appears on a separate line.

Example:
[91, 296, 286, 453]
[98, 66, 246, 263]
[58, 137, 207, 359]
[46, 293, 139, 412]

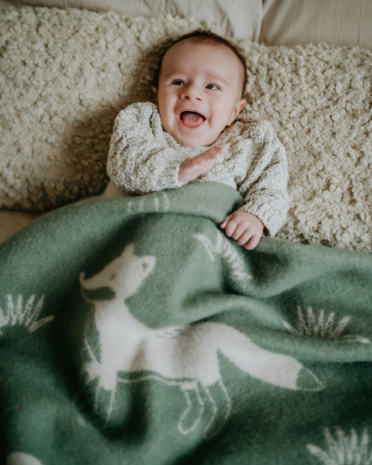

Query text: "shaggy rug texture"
[0, 7, 371, 251]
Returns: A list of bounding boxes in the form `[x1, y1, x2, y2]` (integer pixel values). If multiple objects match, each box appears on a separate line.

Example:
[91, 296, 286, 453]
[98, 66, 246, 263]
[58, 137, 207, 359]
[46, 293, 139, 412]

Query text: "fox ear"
[123, 243, 135, 257]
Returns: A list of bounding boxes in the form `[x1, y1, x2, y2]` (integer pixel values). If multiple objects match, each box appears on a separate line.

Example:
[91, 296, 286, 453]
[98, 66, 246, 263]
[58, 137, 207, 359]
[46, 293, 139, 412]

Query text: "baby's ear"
[152, 87, 158, 101]
[227, 99, 246, 126]
[238, 99, 246, 112]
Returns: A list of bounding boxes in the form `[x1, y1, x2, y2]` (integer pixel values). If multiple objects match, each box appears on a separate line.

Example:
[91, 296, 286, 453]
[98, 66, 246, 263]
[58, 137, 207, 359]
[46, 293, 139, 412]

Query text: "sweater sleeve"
[107, 102, 189, 195]
[237, 121, 289, 237]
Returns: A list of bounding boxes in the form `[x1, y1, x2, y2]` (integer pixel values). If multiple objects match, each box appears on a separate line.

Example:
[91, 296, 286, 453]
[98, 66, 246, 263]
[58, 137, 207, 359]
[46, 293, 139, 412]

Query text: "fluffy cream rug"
[0, 7, 371, 251]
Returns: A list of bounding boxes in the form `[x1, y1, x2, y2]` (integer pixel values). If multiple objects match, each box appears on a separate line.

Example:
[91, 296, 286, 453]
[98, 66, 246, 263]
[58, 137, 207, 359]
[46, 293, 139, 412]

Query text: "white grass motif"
[6, 452, 44, 465]
[284, 306, 370, 343]
[193, 231, 253, 280]
[0, 295, 54, 335]
[307, 427, 372, 465]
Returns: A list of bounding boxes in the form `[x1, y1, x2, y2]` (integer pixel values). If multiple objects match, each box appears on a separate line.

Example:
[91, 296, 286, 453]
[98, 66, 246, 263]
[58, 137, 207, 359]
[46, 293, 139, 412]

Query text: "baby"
[107, 30, 289, 250]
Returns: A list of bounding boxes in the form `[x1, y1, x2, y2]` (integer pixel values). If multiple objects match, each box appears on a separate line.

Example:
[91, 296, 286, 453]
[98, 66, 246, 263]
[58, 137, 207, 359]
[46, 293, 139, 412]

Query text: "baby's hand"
[221, 211, 264, 250]
[178, 147, 225, 183]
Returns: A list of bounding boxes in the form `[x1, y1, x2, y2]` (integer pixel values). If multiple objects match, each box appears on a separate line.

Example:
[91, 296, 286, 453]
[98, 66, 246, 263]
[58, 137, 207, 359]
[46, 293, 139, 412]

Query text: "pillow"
[0, 0, 263, 42]
[0, 7, 371, 253]
[259, 0, 372, 51]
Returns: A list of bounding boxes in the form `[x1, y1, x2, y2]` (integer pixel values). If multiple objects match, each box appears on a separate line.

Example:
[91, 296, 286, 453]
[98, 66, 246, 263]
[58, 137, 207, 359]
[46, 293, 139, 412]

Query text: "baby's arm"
[107, 103, 191, 195]
[178, 146, 265, 250]
[221, 121, 289, 250]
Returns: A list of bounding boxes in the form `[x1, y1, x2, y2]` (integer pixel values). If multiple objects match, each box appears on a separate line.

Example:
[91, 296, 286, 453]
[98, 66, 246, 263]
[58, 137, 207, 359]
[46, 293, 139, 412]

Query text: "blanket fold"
[1, 182, 372, 465]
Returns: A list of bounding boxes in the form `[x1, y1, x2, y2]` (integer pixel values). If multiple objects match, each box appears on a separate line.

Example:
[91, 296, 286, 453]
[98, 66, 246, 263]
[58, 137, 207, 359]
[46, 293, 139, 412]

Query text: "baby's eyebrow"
[164, 71, 228, 85]
[163, 71, 185, 79]
[205, 73, 228, 85]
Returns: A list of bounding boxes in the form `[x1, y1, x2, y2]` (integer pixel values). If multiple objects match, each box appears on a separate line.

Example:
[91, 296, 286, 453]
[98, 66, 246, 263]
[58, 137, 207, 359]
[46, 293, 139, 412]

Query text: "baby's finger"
[244, 234, 260, 250]
[203, 147, 226, 160]
[237, 230, 252, 246]
[224, 219, 238, 238]
[220, 215, 231, 229]
[232, 223, 247, 241]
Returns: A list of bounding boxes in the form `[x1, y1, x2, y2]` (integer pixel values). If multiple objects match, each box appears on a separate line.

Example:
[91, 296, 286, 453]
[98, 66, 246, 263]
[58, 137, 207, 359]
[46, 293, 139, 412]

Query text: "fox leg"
[203, 380, 232, 439]
[178, 381, 204, 435]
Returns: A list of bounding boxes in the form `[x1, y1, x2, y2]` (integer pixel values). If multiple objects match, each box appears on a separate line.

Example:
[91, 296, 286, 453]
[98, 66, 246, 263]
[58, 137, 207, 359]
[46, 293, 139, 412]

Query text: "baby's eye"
[173, 80, 185, 86]
[206, 84, 219, 90]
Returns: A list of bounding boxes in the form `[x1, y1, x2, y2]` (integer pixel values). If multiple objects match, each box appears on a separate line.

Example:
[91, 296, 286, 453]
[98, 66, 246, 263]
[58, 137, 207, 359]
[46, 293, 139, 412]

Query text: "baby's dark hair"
[152, 29, 248, 98]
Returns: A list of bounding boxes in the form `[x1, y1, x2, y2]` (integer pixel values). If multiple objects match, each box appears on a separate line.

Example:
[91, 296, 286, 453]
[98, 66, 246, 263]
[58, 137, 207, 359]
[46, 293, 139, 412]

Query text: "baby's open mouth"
[180, 111, 206, 128]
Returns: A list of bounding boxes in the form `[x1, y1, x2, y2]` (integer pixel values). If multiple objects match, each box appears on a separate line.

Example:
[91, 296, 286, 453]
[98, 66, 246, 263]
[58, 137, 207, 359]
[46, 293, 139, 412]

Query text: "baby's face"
[154, 39, 246, 147]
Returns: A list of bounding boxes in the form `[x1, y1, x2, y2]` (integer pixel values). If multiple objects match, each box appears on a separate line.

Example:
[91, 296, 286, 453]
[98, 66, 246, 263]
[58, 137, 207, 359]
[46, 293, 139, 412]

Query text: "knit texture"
[0, 7, 371, 250]
[107, 102, 289, 236]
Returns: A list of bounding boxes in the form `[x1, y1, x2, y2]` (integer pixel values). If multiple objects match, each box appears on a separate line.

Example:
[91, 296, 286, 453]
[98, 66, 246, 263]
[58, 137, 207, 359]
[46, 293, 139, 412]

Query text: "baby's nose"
[181, 85, 202, 101]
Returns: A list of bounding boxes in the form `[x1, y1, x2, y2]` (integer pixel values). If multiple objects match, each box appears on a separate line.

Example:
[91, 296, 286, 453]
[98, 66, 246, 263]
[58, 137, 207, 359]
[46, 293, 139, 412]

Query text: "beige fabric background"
[0, 0, 263, 41]
[260, 0, 372, 51]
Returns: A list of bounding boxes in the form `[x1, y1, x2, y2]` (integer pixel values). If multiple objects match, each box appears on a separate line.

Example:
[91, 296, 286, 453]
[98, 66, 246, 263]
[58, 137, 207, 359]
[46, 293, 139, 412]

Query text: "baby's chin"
[170, 128, 222, 148]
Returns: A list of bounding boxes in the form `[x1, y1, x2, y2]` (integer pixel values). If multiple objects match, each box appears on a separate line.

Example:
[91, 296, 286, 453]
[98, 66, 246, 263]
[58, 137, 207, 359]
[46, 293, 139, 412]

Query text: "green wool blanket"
[1, 182, 372, 465]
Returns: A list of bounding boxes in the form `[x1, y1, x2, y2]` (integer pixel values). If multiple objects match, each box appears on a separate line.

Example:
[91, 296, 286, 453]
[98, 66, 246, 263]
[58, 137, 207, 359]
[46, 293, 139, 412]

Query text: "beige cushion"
[0, 211, 42, 244]
[0, 0, 262, 41]
[1, 7, 372, 253]
[260, 0, 372, 50]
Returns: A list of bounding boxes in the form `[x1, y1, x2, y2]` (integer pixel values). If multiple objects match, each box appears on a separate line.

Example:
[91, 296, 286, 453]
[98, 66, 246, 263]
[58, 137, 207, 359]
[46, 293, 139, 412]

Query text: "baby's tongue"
[181, 111, 204, 127]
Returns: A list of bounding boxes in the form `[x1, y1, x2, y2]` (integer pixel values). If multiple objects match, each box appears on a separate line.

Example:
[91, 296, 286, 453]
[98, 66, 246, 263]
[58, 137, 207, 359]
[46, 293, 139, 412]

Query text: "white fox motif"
[80, 243, 323, 438]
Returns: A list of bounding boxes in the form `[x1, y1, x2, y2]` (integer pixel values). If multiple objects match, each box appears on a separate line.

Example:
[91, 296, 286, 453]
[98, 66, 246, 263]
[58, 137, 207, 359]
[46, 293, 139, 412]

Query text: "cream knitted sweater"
[107, 102, 289, 236]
